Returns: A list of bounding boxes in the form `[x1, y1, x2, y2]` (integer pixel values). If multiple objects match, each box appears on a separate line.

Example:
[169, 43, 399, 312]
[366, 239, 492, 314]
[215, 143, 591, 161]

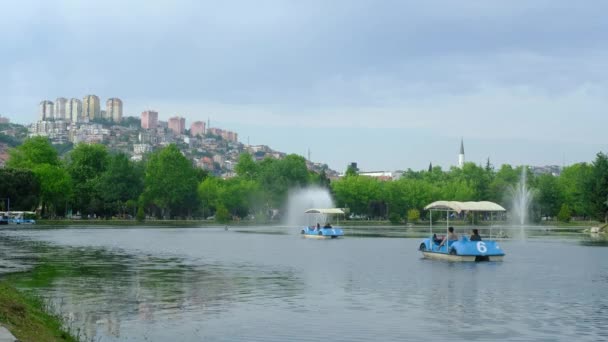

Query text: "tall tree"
[143, 144, 199, 218]
[198, 177, 223, 218]
[7, 136, 60, 169]
[558, 163, 592, 218]
[536, 174, 562, 219]
[0, 168, 40, 211]
[587, 152, 608, 222]
[235, 153, 259, 180]
[257, 154, 310, 208]
[6, 137, 68, 216]
[67, 143, 109, 215]
[97, 153, 144, 217]
[34, 164, 73, 217]
[488, 164, 520, 204]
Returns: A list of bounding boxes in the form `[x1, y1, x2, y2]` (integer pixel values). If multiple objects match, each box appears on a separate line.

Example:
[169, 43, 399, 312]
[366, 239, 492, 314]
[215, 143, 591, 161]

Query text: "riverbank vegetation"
[0, 281, 77, 342]
[1, 137, 607, 224]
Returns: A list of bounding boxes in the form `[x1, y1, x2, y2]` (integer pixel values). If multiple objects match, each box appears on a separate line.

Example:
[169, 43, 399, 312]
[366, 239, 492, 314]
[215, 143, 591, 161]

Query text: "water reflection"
[580, 234, 608, 246]
[0, 228, 607, 341]
[0, 233, 304, 341]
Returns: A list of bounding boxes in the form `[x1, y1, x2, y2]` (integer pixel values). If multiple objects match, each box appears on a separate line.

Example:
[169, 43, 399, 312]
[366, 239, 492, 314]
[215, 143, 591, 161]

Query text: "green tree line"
[0, 137, 329, 221]
[332, 157, 608, 223]
[1, 137, 607, 223]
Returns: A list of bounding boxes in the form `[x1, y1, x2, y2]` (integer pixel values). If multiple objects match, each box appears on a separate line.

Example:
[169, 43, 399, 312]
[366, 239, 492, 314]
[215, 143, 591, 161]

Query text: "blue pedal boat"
[301, 208, 345, 239]
[0, 211, 36, 225]
[418, 201, 506, 262]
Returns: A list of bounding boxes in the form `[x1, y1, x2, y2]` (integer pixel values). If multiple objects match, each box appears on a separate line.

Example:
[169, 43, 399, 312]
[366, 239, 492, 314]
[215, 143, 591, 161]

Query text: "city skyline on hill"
[1, 1, 607, 171]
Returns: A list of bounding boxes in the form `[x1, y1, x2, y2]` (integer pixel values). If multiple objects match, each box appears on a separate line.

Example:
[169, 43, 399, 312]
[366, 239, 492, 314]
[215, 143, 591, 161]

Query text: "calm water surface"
[1, 226, 607, 341]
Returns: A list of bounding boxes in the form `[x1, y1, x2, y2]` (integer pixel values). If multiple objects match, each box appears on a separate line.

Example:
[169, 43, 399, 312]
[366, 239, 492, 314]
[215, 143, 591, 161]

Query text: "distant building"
[358, 171, 394, 181]
[0, 115, 9, 124]
[83, 95, 101, 120]
[208, 127, 238, 142]
[67, 98, 83, 122]
[39, 100, 54, 121]
[106, 98, 123, 122]
[133, 144, 152, 155]
[530, 165, 562, 177]
[213, 154, 224, 165]
[29, 120, 69, 143]
[458, 138, 465, 168]
[197, 156, 214, 170]
[190, 121, 206, 136]
[168, 116, 186, 135]
[141, 110, 158, 129]
[54, 97, 67, 120]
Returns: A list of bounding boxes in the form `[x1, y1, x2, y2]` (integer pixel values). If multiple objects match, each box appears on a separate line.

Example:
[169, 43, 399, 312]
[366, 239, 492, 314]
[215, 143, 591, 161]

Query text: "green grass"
[0, 281, 78, 342]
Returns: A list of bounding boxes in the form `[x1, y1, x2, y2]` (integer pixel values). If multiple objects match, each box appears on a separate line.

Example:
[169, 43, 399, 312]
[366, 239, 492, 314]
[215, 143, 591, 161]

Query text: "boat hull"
[301, 227, 344, 239]
[421, 251, 504, 262]
[419, 236, 505, 262]
[302, 234, 338, 239]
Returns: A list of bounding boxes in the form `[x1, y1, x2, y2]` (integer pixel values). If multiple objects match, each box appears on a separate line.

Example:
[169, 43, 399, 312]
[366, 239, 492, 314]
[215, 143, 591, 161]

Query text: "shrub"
[216, 205, 230, 223]
[136, 206, 145, 222]
[557, 204, 572, 223]
[407, 209, 420, 224]
[389, 212, 402, 224]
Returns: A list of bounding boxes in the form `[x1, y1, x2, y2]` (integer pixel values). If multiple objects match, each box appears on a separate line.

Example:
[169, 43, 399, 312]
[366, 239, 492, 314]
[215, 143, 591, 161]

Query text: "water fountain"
[509, 167, 534, 239]
[284, 187, 335, 228]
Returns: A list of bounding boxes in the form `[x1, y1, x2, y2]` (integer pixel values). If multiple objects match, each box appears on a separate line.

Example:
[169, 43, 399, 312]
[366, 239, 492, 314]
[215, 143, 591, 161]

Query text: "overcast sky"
[1, 1, 606, 172]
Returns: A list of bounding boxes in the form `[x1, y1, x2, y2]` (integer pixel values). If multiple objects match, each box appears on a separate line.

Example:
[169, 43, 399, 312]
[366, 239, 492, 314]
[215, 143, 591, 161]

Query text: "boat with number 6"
[301, 208, 345, 239]
[418, 201, 506, 262]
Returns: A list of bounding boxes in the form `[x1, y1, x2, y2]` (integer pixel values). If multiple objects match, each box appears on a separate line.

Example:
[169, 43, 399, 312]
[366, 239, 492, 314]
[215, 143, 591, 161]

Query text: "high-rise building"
[106, 98, 123, 122]
[168, 116, 186, 135]
[141, 110, 158, 129]
[66, 98, 83, 122]
[54, 97, 67, 120]
[207, 127, 238, 142]
[190, 121, 206, 136]
[83, 95, 101, 120]
[458, 138, 465, 168]
[39, 100, 54, 121]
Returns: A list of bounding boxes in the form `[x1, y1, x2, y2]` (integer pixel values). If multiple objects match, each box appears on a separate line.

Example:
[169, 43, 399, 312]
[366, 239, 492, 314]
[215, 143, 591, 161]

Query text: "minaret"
[458, 138, 465, 168]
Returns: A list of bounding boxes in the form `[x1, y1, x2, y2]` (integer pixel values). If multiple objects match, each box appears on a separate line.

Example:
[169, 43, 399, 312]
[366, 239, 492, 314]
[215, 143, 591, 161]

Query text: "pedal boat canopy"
[424, 201, 506, 213]
[304, 208, 345, 215]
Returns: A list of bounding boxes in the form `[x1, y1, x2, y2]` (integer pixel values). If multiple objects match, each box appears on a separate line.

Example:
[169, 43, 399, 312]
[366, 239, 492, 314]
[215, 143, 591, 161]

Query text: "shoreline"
[0, 280, 78, 342]
[24, 218, 602, 228]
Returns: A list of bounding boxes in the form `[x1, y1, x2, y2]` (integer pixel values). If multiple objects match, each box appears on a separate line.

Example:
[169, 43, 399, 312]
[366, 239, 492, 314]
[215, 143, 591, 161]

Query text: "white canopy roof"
[304, 208, 345, 214]
[424, 201, 506, 213]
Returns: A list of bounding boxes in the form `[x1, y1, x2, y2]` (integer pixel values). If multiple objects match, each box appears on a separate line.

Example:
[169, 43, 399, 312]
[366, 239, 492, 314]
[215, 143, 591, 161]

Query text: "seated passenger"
[323, 223, 332, 228]
[437, 227, 458, 248]
[432, 234, 442, 245]
[470, 229, 482, 241]
[316, 223, 321, 230]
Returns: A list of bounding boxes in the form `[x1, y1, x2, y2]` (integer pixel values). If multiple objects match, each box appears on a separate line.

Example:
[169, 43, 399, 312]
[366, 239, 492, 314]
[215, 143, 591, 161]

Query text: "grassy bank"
[0, 281, 78, 342]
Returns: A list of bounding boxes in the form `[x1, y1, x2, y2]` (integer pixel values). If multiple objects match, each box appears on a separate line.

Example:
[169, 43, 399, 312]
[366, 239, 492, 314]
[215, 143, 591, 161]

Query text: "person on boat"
[323, 222, 332, 228]
[316, 223, 321, 230]
[437, 227, 458, 248]
[470, 229, 482, 241]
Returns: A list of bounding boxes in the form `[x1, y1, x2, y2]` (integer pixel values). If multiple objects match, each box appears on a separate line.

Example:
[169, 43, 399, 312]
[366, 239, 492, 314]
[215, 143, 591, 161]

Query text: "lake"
[1, 226, 607, 341]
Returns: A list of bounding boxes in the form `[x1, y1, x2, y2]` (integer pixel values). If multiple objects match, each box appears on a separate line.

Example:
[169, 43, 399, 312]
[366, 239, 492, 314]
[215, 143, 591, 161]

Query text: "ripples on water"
[1, 227, 607, 341]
